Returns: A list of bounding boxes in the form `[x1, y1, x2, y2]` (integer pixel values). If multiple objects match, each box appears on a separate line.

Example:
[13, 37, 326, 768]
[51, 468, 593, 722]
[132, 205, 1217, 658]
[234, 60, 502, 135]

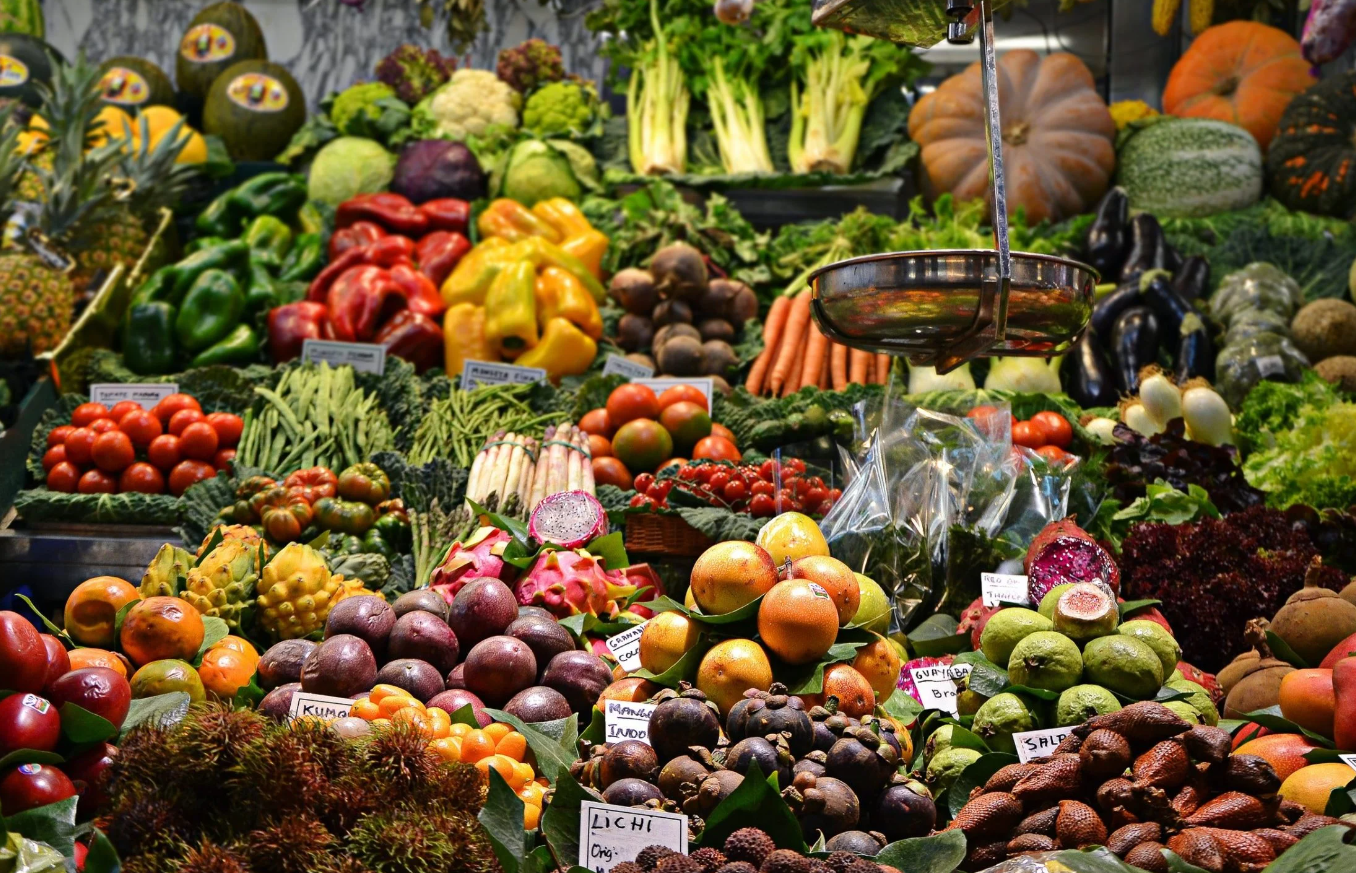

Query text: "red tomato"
[77, 469, 117, 494]
[758, 459, 780, 482]
[723, 479, 748, 502]
[41, 444, 66, 472]
[751, 480, 775, 497]
[107, 400, 142, 421]
[213, 448, 236, 470]
[749, 493, 776, 517]
[118, 410, 162, 448]
[693, 436, 741, 462]
[578, 408, 613, 438]
[87, 418, 118, 434]
[1011, 421, 1047, 449]
[1031, 411, 1073, 449]
[70, 403, 108, 427]
[633, 473, 656, 493]
[966, 405, 999, 419]
[606, 384, 660, 427]
[119, 462, 165, 494]
[168, 460, 215, 496]
[147, 434, 182, 471]
[168, 409, 204, 436]
[64, 428, 97, 466]
[46, 461, 80, 492]
[178, 422, 219, 461]
[91, 430, 135, 473]
[629, 494, 656, 509]
[657, 384, 707, 411]
[47, 425, 74, 448]
[150, 393, 201, 424]
[710, 423, 737, 445]
[205, 412, 243, 448]
[708, 471, 730, 493]
[1035, 445, 1071, 465]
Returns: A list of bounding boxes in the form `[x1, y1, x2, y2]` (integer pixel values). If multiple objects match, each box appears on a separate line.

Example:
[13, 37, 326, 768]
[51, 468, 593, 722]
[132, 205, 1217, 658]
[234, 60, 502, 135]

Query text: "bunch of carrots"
[745, 289, 892, 397]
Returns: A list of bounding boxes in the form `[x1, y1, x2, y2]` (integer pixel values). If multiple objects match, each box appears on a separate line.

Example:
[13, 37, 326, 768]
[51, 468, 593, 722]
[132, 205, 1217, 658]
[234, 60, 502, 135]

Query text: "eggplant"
[1061, 332, 1119, 407]
[1090, 280, 1141, 338]
[1110, 306, 1160, 393]
[1118, 214, 1171, 282]
[1171, 255, 1210, 302]
[1085, 187, 1130, 279]
[1140, 271, 1195, 337]
[1174, 312, 1216, 383]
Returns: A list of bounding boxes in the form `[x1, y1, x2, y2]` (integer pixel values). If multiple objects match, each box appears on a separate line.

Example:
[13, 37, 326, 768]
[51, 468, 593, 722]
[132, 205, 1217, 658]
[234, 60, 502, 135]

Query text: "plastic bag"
[1215, 333, 1310, 408]
[1210, 262, 1304, 326]
[1223, 308, 1291, 346]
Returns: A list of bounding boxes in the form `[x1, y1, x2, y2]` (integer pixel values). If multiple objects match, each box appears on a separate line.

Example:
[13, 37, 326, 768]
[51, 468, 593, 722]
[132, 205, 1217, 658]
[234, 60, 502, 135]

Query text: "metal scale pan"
[808, 0, 1098, 375]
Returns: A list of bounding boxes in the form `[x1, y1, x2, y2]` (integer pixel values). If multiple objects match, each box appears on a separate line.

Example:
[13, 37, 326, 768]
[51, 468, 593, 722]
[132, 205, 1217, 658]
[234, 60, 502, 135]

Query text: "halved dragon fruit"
[897, 654, 956, 706]
[514, 548, 637, 618]
[529, 490, 608, 549]
[957, 596, 1003, 651]
[1024, 518, 1120, 604]
[429, 526, 514, 604]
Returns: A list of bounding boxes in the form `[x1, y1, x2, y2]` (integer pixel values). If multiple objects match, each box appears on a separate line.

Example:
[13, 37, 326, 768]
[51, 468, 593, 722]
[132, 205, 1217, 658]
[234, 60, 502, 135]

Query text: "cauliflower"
[522, 80, 600, 138]
[411, 69, 521, 142]
[331, 82, 398, 132]
[496, 39, 564, 94]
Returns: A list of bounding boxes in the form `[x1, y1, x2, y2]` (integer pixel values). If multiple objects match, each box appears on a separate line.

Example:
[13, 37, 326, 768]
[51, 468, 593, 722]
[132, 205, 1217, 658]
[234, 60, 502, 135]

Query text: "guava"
[924, 724, 955, 760]
[1166, 679, 1219, 726]
[1055, 684, 1122, 727]
[1118, 621, 1183, 679]
[1163, 700, 1204, 725]
[980, 608, 1053, 667]
[1082, 635, 1164, 700]
[1037, 583, 1076, 621]
[972, 692, 1038, 754]
[925, 746, 981, 797]
[1008, 631, 1084, 693]
[1051, 583, 1118, 643]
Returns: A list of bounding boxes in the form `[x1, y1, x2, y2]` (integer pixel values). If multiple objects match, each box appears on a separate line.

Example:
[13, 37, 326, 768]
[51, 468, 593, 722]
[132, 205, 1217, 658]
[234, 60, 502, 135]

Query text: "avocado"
[98, 56, 176, 109]
[175, 1, 266, 104]
[202, 59, 304, 162]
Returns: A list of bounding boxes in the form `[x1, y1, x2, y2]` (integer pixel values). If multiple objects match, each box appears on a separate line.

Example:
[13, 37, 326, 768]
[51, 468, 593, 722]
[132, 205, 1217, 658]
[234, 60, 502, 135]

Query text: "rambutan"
[355, 723, 445, 797]
[178, 839, 250, 873]
[244, 816, 337, 873]
[348, 806, 493, 873]
[231, 723, 349, 817]
[170, 704, 268, 781]
[104, 794, 191, 860]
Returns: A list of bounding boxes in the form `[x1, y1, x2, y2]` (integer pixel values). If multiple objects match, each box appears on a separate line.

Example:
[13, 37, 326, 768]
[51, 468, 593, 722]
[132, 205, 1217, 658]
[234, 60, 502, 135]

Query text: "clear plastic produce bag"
[1222, 308, 1292, 346]
[1215, 332, 1310, 408]
[1209, 261, 1304, 326]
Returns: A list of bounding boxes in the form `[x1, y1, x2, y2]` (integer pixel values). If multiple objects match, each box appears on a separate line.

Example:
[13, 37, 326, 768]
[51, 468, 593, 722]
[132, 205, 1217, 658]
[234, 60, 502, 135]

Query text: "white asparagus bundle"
[463, 430, 503, 508]
[511, 436, 538, 519]
[528, 425, 554, 513]
[499, 434, 528, 515]
[575, 427, 595, 496]
[566, 425, 582, 492]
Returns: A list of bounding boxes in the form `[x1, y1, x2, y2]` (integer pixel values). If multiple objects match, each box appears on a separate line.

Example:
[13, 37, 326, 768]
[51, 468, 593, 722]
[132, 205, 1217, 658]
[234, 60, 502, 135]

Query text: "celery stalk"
[707, 57, 773, 175]
[627, 0, 689, 176]
[788, 32, 878, 175]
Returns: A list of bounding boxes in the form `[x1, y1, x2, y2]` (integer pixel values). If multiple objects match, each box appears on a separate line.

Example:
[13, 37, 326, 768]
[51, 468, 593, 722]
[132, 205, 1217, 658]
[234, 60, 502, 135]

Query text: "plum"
[0, 763, 75, 814]
[506, 616, 575, 674]
[393, 589, 450, 622]
[48, 667, 132, 729]
[0, 693, 61, 756]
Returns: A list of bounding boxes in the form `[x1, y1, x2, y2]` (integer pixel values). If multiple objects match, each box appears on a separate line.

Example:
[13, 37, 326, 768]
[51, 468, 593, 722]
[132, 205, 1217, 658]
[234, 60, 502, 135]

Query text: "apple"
[0, 763, 76, 814]
[48, 667, 131, 729]
[0, 611, 47, 693]
[39, 634, 71, 694]
[0, 693, 61, 756]
[63, 742, 116, 817]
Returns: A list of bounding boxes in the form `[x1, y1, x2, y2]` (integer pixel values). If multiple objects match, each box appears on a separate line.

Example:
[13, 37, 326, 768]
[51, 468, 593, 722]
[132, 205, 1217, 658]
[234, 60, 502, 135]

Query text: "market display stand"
[0, 522, 168, 614]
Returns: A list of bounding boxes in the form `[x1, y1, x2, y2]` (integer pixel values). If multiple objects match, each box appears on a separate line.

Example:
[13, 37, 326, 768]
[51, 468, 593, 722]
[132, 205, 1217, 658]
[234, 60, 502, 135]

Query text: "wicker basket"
[624, 512, 713, 556]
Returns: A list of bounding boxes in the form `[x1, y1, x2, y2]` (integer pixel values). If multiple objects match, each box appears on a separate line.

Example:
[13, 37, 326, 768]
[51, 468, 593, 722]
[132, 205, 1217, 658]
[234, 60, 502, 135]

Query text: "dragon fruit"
[529, 490, 607, 549]
[897, 654, 956, 707]
[1024, 518, 1120, 603]
[620, 563, 665, 619]
[957, 596, 1002, 651]
[430, 526, 514, 604]
[1176, 660, 1222, 705]
[514, 548, 637, 618]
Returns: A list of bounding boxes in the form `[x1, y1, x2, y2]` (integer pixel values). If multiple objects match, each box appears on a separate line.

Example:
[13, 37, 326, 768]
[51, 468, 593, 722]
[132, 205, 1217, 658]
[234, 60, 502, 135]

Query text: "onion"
[1182, 385, 1233, 446]
[1121, 401, 1161, 436]
[1084, 417, 1118, 445]
[1138, 367, 1182, 428]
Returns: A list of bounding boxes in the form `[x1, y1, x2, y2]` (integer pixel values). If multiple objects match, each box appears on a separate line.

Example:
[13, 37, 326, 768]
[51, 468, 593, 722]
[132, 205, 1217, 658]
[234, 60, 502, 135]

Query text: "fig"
[600, 740, 660, 788]
[258, 683, 301, 720]
[427, 689, 492, 727]
[504, 686, 571, 723]
[657, 755, 709, 798]
[506, 616, 576, 674]
[387, 611, 460, 675]
[601, 777, 664, 807]
[300, 634, 378, 699]
[257, 639, 316, 690]
[540, 650, 613, 716]
[873, 778, 937, 841]
[48, 667, 132, 729]
[648, 684, 721, 763]
[324, 595, 396, 659]
[824, 831, 886, 855]
[463, 635, 537, 707]
[374, 658, 445, 702]
[392, 589, 449, 622]
[447, 577, 518, 651]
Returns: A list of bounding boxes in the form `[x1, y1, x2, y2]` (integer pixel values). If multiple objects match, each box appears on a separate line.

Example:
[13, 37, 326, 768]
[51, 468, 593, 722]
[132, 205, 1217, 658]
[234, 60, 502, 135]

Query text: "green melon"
[1116, 118, 1263, 218]
[175, 1, 266, 103]
[0, 0, 43, 39]
[202, 59, 304, 162]
[98, 56, 176, 110]
[0, 33, 60, 107]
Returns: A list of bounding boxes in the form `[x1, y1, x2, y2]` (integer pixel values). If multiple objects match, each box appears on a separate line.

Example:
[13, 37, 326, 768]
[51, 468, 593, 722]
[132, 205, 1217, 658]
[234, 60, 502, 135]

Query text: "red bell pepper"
[414, 230, 471, 289]
[376, 309, 444, 372]
[419, 198, 471, 234]
[267, 301, 328, 362]
[308, 246, 368, 302]
[364, 234, 418, 268]
[328, 221, 386, 260]
[336, 193, 429, 237]
[389, 262, 446, 319]
[327, 265, 408, 342]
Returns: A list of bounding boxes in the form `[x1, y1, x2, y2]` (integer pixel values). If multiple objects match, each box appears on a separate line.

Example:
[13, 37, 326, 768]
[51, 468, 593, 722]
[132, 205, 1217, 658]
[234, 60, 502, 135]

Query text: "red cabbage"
[390, 140, 485, 204]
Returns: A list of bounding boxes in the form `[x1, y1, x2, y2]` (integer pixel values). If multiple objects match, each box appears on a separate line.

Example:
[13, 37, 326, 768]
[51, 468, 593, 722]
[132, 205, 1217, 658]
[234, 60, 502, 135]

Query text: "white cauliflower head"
[416, 69, 521, 141]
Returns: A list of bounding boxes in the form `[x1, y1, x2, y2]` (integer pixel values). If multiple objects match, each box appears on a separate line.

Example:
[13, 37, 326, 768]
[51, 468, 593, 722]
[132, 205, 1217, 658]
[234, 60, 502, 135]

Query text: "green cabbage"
[307, 136, 396, 206]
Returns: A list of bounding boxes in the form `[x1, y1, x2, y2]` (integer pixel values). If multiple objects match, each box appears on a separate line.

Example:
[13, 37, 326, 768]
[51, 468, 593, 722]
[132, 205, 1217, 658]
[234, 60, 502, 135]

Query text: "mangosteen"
[540, 650, 613, 716]
[725, 689, 771, 742]
[872, 778, 937, 841]
[657, 755, 709, 799]
[789, 775, 860, 840]
[393, 589, 450, 622]
[325, 595, 396, 659]
[257, 639, 316, 690]
[793, 752, 827, 782]
[618, 313, 655, 353]
[723, 736, 792, 786]
[506, 616, 576, 674]
[683, 770, 744, 817]
[825, 726, 898, 802]
[601, 777, 664, 807]
[258, 682, 300, 720]
[374, 658, 445, 702]
[823, 831, 886, 855]
[503, 686, 572, 723]
[742, 686, 813, 757]
[600, 740, 660, 788]
[809, 705, 856, 754]
[609, 268, 659, 315]
[648, 684, 721, 763]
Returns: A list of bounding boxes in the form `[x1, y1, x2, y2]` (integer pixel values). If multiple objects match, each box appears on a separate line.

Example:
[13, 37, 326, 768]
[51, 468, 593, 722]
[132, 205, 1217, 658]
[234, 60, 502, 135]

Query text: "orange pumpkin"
[908, 50, 1115, 225]
[1162, 21, 1314, 151]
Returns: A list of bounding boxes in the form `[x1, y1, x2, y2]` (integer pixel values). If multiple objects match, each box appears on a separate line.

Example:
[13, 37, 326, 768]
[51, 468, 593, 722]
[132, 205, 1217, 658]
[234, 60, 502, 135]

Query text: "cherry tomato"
[694, 464, 716, 485]
[46, 461, 80, 492]
[64, 428, 97, 466]
[777, 488, 797, 509]
[77, 469, 117, 494]
[828, 488, 842, 501]
[88, 418, 118, 434]
[1035, 445, 1071, 465]
[804, 487, 828, 506]
[783, 458, 806, 476]
[707, 471, 730, 493]
[107, 400, 142, 421]
[168, 409, 204, 436]
[1011, 421, 1047, 449]
[118, 410, 163, 448]
[811, 500, 836, 517]
[150, 393, 201, 424]
[147, 434, 182, 471]
[178, 422, 219, 461]
[92, 430, 135, 473]
[678, 466, 700, 482]
[168, 460, 215, 496]
[693, 436, 741, 462]
[41, 444, 66, 472]
[47, 425, 74, 448]
[213, 448, 236, 470]
[629, 494, 657, 509]
[723, 479, 748, 502]
[749, 493, 776, 517]
[758, 459, 780, 482]
[1031, 411, 1073, 449]
[119, 462, 165, 494]
[633, 473, 656, 493]
[205, 412, 244, 448]
[71, 403, 108, 428]
[750, 480, 775, 497]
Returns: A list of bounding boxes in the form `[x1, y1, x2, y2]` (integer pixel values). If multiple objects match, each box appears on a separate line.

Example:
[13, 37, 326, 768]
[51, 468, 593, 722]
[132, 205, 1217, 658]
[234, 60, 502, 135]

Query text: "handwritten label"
[1255, 355, 1287, 379]
[981, 573, 1031, 608]
[632, 378, 713, 413]
[287, 692, 354, 722]
[89, 383, 180, 407]
[460, 359, 547, 388]
[605, 700, 657, 746]
[301, 339, 386, 374]
[605, 621, 648, 673]
[1015, 726, 1076, 763]
[909, 663, 973, 717]
[579, 801, 688, 873]
[603, 355, 655, 380]
[1340, 753, 1356, 773]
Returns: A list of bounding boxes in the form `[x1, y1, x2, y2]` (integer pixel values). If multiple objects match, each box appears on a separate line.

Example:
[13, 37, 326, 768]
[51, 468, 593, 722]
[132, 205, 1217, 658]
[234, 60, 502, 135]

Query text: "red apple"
[39, 634, 70, 694]
[48, 667, 131, 730]
[0, 611, 47, 693]
[63, 742, 116, 817]
[0, 693, 61, 756]
[0, 763, 76, 814]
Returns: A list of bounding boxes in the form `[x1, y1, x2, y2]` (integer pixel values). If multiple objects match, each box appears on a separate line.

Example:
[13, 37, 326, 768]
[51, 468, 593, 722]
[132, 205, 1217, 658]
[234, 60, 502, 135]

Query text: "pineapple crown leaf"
[0, 103, 28, 212]
[34, 51, 107, 151]
[116, 114, 203, 217]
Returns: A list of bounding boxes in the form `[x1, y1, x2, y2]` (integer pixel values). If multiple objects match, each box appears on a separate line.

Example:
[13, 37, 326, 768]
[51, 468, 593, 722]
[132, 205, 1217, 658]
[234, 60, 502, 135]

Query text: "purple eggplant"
[1062, 332, 1120, 407]
[1085, 187, 1130, 280]
[1140, 271, 1195, 337]
[1171, 255, 1210, 302]
[1110, 306, 1159, 393]
[1174, 316, 1216, 384]
[1119, 214, 1171, 282]
[1090, 281, 1141, 339]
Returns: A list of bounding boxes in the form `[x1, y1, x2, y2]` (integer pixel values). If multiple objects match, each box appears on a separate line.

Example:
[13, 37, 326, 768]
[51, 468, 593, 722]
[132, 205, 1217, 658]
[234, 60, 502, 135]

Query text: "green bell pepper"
[122, 302, 177, 374]
[244, 215, 292, 268]
[372, 512, 411, 552]
[129, 264, 177, 307]
[188, 324, 258, 367]
[230, 173, 307, 221]
[244, 257, 280, 312]
[274, 280, 307, 306]
[360, 528, 396, 561]
[169, 240, 250, 304]
[297, 201, 330, 237]
[175, 268, 244, 353]
[196, 188, 247, 238]
[185, 235, 228, 256]
[278, 232, 323, 282]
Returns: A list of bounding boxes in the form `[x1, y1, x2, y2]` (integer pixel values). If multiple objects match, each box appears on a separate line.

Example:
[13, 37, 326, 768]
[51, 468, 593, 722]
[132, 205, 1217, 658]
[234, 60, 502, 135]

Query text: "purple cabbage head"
[390, 140, 486, 204]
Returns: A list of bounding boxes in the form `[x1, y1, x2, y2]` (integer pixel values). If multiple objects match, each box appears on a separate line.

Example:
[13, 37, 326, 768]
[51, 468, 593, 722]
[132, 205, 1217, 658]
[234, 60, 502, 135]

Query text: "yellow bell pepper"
[443, 303, 496, 375]
[559, 230, 608, 280]
[477, 198, 562, 243]
[483, 261, 539, 358]
[441, 237, 511, 307]
[535, 266, 602, 340]
[514, 316, 598, 382]
[532, 198, 608, 280]
[508, 237, 607, 305]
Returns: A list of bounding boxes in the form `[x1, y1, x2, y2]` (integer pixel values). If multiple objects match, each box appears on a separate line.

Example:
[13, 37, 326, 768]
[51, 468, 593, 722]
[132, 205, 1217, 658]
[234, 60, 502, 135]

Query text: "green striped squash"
[1115, 117, 1263, 218]
[0, 0, 42, 39]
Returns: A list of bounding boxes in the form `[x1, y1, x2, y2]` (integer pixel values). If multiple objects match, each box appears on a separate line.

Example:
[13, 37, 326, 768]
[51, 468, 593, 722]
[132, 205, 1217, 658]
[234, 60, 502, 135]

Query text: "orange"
[64, 576, 140, 646]
[1279, 763, 1356, 813]
[789, 555, 860, 626]
[211, 635, 259, 668]
[430, 736, 462, 763]
[757, 579, 839, 665]
[697, 638, 773, 716]
[689, 541, 779, 615]
[1278, 669, 1336, 739]
[518, 780, 545, 806]
[68, 647, 128, 678]
[369, 684, 409, 704]
[379, 695, 423, 717]
[392, 706, 432, 734]
[351, 698, 382, 721]
[198, 646, 255, 700]
[449, 722, 473, 739]
[495, 731, 528, 762]
[639, 611, 701, 675]
[1235, 733, 1321, 781]
[478, 754, 522, 788]
[483, 722, 513, 744]
[460, 730, 497, 763]
[852, 634, 902, 703]
[119, 596, 205, 666]
[802, 664, 876, 719]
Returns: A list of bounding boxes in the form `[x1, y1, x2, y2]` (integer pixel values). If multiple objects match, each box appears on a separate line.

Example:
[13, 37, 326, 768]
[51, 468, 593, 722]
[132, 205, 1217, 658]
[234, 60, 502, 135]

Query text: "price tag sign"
[89, 383, 180, 407]
[909, 663, 973, 717]
[605, 700, 657, 745]
[1014, 726, 1076, 763]
[301, 339, 386, 374]
[460, 359, 547, 388]
[605, 621, 648, 673]
[603, 355, 655, 380]
[287, 692, 354, 722]
[579, 801, 688, 873]
[632, 378, 713, 412]
[1340, 753, 1356, 773]
[981, 573, 1030, 608]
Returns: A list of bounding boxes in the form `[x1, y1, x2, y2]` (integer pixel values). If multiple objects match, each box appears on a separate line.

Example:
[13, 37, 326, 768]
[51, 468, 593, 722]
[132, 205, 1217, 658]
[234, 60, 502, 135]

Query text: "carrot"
[744, 347, 771, 395]
[830, 342, 848, 391]
[799, 323, 830, 392]
[762, 294, 791, 343]
[744, 294, 793, 395]
[781, 320, 809, 397]
[769, 291, 812, 395]
[876, 353, 892, 384]
[818, 343, 831, 389]
[849, 349, 871, 384]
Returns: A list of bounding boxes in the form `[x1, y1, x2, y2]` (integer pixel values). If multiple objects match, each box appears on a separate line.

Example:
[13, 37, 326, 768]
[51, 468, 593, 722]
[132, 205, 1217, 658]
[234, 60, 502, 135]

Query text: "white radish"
[1084, 417, 1118, 445]
[1121, 401, 1162, 436]
[1138, 368, 1182, 429]
[1182, 385, 1233, 446]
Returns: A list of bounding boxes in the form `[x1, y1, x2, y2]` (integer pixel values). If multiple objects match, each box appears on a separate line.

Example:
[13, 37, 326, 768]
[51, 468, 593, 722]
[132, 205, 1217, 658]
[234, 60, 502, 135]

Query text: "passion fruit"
[257, 639, 317, 690]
